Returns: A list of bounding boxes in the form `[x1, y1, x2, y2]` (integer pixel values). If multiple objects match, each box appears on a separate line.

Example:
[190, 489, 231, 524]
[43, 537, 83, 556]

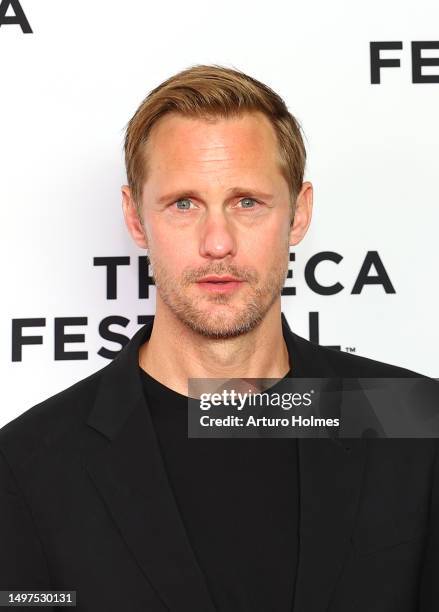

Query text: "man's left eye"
[238, 198, 258, 209]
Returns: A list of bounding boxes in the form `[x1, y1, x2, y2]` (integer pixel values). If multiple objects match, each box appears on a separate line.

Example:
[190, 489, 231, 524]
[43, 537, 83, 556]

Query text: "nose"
[199, 209, 237, 260]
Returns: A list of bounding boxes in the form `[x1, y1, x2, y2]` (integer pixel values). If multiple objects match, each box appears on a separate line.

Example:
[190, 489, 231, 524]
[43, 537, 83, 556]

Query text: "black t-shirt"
[140, 363, 300, 612]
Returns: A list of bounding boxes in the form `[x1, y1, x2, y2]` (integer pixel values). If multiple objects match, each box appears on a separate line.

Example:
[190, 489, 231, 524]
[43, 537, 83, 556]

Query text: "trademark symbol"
[345, 347, 356, 353]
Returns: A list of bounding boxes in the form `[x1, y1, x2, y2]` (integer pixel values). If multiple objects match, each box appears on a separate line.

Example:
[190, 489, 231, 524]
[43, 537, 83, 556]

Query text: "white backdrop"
[1, 0, 438, 428]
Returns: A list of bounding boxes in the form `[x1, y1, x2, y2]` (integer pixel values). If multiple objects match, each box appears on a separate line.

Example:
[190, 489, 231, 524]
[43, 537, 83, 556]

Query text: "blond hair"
[124, 64, 306, 217]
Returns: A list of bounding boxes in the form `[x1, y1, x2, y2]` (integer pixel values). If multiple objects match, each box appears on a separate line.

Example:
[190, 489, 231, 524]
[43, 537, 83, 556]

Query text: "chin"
[180, 309, 265, 340]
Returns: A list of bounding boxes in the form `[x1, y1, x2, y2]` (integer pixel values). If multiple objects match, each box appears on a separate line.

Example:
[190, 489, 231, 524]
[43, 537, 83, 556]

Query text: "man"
[0, 65, 437, 611]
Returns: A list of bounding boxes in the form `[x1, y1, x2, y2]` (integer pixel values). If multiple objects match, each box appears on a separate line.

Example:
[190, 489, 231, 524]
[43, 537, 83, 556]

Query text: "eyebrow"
[157, 187, 275, 205]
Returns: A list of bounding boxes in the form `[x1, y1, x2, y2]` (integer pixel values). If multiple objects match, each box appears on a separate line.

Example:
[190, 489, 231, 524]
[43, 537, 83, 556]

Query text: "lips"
[197, 276, 241, 283]
[196, 276, 244, 294]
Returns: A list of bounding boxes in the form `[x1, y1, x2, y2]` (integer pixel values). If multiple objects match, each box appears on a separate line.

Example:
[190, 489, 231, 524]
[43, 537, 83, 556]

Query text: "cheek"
[148, 222, 184, 254]
[150, 229, 195, 273]
[246, 221, 289, 258]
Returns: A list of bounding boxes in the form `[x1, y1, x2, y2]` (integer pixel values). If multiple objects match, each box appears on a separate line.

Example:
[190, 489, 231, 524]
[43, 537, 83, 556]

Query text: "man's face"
[134, 111, 302, 339]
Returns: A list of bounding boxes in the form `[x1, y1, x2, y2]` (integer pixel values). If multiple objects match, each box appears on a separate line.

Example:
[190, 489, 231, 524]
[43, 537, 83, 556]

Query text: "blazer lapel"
[82, 320, 216, 612]
[283, 318, 367, 612]
[81, 313, 366, 612]
[293, 437, 366, 611]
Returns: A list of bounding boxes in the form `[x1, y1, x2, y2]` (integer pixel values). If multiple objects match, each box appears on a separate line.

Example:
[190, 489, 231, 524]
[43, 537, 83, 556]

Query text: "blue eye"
[175, 198, 192, 210]
[172, 197, 260, 211]
[239, 198, 257, 209]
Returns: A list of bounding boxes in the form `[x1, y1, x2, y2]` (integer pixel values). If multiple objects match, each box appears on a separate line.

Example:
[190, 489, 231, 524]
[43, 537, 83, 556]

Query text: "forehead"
[143, 111, 283, 184]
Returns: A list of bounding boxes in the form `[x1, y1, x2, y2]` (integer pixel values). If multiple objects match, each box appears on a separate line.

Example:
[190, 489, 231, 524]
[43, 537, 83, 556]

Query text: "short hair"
[123, 64, 306, 218]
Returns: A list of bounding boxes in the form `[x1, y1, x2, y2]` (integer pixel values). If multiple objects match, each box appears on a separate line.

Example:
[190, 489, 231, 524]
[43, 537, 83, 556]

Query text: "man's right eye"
[174, 198, 193, 210]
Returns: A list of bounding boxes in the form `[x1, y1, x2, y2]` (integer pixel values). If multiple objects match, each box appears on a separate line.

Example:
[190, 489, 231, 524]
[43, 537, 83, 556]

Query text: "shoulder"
[291, 332, 426, 378]
[322, 344, 423, 377]
[0, 362, 110, 471]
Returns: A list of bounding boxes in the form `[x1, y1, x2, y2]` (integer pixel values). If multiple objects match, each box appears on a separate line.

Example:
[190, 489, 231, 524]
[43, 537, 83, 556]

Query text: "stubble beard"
[147, 247, 290, 340]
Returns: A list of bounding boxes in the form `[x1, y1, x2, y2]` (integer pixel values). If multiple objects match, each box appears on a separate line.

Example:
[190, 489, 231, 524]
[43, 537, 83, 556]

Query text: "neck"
[139, 302, 290, 397]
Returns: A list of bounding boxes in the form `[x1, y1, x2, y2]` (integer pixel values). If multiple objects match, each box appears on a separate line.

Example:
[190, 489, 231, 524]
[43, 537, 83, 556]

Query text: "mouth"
[196, 276, 244, 294]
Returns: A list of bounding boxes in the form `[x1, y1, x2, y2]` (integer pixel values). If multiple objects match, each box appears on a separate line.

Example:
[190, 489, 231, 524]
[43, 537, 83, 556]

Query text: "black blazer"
[0, 314, 438, 612]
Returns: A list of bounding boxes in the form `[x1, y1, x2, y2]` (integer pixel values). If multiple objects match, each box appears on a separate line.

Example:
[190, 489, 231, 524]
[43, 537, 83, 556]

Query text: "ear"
[289, 181, 313, 247]
[121, 185, 148, 249]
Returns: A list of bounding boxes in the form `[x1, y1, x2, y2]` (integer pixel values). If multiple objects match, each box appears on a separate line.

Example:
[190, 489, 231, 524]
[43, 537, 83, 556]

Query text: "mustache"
[182, 264, 259, 284]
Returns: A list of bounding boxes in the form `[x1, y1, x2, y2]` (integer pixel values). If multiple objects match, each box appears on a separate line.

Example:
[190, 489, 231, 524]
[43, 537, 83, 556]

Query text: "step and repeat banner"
[0, 0, 438, 427]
